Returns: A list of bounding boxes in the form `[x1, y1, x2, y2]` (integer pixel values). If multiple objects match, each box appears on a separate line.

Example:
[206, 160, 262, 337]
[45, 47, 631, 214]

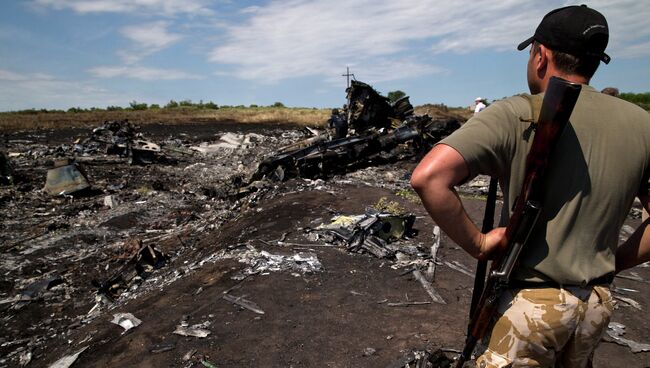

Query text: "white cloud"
[0, 69, 126, 110]
[118, 21, 183, 64]
[208, 0, 650, 83]
[33, 0, 214, 16]
[585, 0, 650, 58]
[0, 70, 31, 81]
[207, 0, 536, 83]
[88, 65, 201, 80]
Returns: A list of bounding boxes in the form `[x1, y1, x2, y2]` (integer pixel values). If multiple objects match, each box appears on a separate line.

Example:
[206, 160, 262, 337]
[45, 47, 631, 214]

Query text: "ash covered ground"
[1, 121, 649, 368]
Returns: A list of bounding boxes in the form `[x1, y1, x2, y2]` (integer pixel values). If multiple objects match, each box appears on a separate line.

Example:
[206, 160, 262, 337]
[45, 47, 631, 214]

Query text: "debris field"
[1, 117, 649, 368]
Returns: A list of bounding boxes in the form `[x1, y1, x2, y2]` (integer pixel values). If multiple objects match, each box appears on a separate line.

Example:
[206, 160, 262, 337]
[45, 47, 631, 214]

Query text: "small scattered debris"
[425, 226, 441, 282]
[230, 248, 322, 279]
[443, 261, 474, 278]
[183, 349, 198, 361]
[363, 347, 377, 356]
[412, 269, 446, 304]
[149, 343, 175, 353]
[604, 322, 650, 353]
[110, 313, 142, 332]
[613, 295, 643, 310]
[48, 347, 88, 368]
[201, 360, 219, 368]
[103, 195, 119, 209]
[222, 293, 265, 315]
[174, 322, 211, 338]
[19, 350, 32, 367]
[92, 242, 167, 300]
[616, 272, 648, 283]
[387, 348, 453, 368]
[387, 301, 432, 307]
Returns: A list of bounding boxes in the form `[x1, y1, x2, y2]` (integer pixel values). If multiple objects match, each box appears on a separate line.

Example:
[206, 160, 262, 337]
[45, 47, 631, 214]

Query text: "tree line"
[7, 100, 289, 114]
[5, 91, 649, 114]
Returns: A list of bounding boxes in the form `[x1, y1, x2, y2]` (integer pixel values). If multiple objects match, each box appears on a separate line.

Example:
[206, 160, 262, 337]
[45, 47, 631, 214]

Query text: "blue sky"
[1, 0, 649, 111]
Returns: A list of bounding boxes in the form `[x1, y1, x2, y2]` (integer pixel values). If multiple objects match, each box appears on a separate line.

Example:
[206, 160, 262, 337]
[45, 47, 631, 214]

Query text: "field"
[0, 104, 473, 132]
[1, 109, 648, 368]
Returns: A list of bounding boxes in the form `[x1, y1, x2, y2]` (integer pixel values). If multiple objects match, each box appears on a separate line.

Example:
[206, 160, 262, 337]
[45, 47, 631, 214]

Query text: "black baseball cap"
[517, 5, 610, 64]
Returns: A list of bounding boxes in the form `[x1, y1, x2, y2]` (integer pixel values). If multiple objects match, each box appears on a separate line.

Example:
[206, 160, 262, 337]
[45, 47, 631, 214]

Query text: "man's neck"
[541, 72, 589, 92]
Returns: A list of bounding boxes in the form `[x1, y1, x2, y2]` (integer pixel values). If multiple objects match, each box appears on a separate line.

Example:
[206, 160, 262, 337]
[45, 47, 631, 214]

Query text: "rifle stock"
[469, 177, 498, 318]
[455, 77, 581, 367]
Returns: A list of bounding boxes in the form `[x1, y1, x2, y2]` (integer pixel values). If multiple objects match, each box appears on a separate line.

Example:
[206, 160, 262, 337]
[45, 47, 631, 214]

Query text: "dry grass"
[0, 107, 331, 132]
[414, 104, 473, 121]
[0, 104, 471, 132]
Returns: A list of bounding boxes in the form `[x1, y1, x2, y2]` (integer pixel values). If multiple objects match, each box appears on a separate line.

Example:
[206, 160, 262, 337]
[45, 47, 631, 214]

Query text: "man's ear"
[535, 44, 550, 77]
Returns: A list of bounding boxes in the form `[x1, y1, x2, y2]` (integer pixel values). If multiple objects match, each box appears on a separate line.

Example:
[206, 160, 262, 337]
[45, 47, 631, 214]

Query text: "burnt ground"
[1, 121, 649, 368]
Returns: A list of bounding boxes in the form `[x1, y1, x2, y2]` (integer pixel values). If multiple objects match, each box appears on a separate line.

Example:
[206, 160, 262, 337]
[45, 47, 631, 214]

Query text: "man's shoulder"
[475, 94, 535, 124]
[580, 87, 650, 122]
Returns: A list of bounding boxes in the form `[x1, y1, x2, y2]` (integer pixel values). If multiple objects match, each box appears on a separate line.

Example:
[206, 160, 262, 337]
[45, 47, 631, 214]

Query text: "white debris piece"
[173, 323, 211, 338]
[48, 347, 88, 368]
[110, 313, 142, 332]
[605, 322, 650, 353]
[103, 195, 119, 209]
[190, 133, 265, 153]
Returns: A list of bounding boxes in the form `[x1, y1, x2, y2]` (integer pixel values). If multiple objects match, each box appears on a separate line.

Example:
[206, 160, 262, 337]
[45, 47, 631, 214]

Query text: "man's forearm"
[616, 219, 650, 272]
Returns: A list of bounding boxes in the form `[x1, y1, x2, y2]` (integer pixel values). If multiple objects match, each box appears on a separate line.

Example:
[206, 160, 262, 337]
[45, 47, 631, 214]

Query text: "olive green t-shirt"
[441, 85, 650, 285]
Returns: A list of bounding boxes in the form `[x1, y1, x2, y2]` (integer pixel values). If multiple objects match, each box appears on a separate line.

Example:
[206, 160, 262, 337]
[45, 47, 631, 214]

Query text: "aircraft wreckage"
[250, 80, 460, 183]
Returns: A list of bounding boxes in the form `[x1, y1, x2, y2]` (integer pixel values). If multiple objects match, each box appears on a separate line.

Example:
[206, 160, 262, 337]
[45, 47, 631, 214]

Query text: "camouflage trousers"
[475, 285, 614, 368]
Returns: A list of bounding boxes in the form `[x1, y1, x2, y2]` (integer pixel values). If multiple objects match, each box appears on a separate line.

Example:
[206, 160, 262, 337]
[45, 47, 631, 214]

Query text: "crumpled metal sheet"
[312, 210, 416, 259]
[111, 313, 142, 332]
[230, 248, 322, 279]
[43, 163, 90, 196]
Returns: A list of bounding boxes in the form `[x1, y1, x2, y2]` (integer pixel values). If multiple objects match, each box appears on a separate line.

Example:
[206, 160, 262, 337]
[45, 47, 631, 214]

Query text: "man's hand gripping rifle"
[455, 76, 582, 367]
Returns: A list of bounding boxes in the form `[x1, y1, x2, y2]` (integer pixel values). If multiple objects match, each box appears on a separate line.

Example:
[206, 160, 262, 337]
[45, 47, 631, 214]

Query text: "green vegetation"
[373, 197, 407, 215]
[387, 90, 406, 103]
[395, 188, 421, 205]
[129, 100, 148, 111]
[619, 92, 650, 111]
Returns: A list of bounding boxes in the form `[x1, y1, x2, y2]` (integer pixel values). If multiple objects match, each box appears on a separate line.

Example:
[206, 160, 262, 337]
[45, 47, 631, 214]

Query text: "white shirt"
[474, 101, 486, 114]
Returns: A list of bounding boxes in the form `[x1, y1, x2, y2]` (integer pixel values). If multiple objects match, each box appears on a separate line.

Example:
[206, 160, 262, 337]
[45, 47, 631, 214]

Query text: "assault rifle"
[455, 76, 582, 367]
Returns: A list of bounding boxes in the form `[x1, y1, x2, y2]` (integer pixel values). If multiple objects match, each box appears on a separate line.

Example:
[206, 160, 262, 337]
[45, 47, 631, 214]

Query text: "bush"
[165, 100, 179, 109]
[179, 100, 193, 107]
[129, 100, 148, 110]
[107, 105, 123, 111]
[149, 104, 160, 109]
[203, 101, 218, 109]
[272, 102, 285, 108]
[387, 90, 406, 103]
[619, 92, 650, 111]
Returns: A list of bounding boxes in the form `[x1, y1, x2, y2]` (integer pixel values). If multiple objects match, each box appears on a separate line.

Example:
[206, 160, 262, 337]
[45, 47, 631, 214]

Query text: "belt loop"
[592, 285, 610, 304]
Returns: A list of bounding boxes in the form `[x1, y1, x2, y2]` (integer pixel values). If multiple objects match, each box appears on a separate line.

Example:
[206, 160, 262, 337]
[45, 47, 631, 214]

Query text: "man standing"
[411, 5, 650, 367]
[474, 97, 487, 115]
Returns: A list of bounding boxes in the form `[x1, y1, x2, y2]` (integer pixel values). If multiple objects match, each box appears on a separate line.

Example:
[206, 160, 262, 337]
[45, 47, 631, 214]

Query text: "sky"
[1, 0, 649, 111]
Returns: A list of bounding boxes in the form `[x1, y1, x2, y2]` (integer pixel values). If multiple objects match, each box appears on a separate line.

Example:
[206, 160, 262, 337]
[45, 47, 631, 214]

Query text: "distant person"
[411, 5, 650, 367]
[473, 97, 486, 114]
[601, 86, 620, 96]
[328, 108, 348, 139]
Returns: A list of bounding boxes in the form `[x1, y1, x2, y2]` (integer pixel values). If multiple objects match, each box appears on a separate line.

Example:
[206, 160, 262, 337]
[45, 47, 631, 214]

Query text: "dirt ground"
[1, 121, 649, 368]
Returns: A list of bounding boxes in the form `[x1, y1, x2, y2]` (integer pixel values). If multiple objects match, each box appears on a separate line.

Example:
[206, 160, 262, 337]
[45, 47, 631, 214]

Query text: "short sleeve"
[440, 97, 529, 180]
